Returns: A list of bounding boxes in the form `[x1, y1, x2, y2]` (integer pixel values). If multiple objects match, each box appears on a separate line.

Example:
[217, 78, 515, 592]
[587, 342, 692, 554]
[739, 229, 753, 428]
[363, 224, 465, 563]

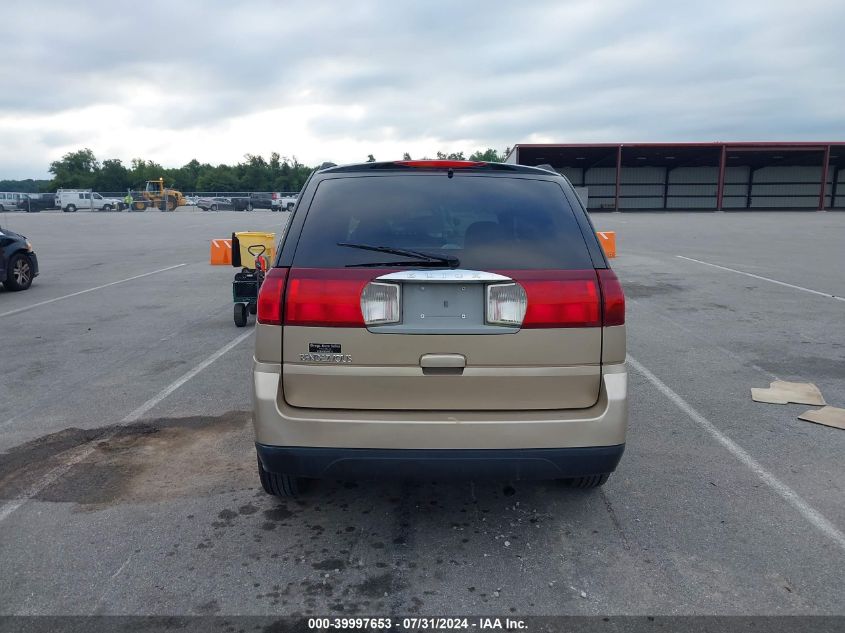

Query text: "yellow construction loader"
[132, 178, 187, 211]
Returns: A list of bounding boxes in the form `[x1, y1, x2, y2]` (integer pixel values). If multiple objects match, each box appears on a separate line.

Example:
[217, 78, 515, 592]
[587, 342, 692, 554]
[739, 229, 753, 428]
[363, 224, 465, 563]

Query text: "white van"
[56, 189, 124, 213]
[0, 192, 24, 212]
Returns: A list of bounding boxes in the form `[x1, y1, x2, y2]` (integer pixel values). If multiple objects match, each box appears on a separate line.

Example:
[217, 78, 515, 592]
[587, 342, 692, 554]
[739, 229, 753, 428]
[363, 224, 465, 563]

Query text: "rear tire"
[562, 473, 609, 489]
[234, 303, 248, 327]
[66, 204, 77, 213]
[257, 456, 302, 497]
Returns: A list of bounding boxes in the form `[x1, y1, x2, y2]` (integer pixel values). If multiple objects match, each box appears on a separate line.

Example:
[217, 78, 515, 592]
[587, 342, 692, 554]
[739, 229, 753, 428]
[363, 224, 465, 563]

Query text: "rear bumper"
[252, 360, 627, 450]
[257, 444, 624, 480]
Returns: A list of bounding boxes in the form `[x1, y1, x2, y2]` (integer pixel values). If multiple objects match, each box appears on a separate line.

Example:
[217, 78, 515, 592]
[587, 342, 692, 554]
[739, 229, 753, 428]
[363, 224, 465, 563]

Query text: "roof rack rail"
[536, 164, 558, 174]
[317, 162, 337, 170]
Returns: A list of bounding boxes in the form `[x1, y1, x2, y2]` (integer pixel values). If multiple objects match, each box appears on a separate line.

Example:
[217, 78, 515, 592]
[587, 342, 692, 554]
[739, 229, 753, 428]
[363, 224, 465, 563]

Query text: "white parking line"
[628, 355, 845, 553]
[0, 328, 254, 525]
[0, 263, 188, 318]
[627, 298, 780, 382]
[122, 329, 253, 423]
[677, 255, 845, 302]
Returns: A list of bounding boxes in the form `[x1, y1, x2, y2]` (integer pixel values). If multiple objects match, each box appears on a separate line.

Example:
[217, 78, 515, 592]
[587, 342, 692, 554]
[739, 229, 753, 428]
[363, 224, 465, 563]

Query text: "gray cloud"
[1, 0, 844, 177]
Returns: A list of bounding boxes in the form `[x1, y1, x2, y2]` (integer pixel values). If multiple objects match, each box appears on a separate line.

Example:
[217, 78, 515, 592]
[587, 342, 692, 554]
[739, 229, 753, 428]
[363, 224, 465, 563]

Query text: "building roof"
[507, 142, 845, 168]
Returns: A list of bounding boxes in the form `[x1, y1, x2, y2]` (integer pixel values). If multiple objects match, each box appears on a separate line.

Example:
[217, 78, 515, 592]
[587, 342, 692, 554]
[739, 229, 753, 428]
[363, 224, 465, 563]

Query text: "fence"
[98, 191, 301, 199]
[0, 190, 302, 213]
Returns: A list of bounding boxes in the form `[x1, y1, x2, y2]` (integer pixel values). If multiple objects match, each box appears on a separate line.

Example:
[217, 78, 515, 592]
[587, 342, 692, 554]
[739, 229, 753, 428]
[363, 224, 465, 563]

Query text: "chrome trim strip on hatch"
[375, 269, 512, 283]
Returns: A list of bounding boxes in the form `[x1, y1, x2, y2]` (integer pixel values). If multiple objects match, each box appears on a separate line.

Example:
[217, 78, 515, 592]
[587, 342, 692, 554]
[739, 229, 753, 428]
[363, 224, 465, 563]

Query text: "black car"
[231, 192, 274, 211]
[0, 226, 39, 290]
[17, 193, 56, 213]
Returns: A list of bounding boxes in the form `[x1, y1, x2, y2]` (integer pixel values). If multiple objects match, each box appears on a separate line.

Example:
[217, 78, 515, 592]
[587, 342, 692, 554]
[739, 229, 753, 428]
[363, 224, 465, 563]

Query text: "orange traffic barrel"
[210, 238, 232, 265]
[596, 231, 616, 258]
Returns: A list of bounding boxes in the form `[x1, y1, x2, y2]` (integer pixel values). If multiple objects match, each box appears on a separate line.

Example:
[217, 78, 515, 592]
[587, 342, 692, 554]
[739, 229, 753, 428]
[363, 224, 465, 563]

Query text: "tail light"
[503, 270, 601, 328]
[597, 269, 625, 326]
[284, 269, 373, 327]
[268, 267, 622, 329]
[257, 268, 289, 325]
[486, 283, 527, 326]
[361, 282, 400, 325]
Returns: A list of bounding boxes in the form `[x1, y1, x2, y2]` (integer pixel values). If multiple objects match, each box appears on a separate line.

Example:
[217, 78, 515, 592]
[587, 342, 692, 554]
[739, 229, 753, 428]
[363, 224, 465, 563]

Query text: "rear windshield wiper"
[337, 242, 459, 268]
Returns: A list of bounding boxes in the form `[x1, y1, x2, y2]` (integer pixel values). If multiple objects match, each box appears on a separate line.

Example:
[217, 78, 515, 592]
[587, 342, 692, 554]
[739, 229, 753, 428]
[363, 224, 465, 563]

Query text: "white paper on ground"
[750, 381, 826, 406]
[797, 406, 845, 430]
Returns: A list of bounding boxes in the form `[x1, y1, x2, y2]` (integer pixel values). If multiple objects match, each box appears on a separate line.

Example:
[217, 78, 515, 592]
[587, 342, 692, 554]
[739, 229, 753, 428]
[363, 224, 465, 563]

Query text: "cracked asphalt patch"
[0, 412, 252, 507]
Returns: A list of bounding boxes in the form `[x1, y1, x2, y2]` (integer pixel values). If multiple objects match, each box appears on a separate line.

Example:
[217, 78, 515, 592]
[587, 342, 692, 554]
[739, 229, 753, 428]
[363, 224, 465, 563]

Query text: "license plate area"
[367, 282, 518, 334]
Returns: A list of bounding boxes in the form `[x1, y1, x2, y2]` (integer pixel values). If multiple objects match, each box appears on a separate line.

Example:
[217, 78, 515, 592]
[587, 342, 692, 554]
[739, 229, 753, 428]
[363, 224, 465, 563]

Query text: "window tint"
[293, 175, 593, 270]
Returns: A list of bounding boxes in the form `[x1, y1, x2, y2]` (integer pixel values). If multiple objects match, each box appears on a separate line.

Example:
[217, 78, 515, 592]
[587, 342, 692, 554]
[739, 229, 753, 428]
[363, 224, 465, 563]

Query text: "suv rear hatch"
[276, 168, 613, 411]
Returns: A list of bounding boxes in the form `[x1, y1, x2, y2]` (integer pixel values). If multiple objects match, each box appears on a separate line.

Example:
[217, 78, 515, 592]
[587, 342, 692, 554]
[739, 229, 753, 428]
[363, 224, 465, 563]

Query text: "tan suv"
[252, 160, 626, 496]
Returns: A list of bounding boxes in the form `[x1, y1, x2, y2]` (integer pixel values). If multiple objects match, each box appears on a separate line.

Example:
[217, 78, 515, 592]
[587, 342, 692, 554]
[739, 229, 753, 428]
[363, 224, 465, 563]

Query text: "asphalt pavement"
[0, 209, 843, 616]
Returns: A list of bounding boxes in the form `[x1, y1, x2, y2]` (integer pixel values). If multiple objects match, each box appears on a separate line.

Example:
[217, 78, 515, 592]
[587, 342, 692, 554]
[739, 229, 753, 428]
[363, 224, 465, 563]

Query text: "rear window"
[292, 175, 593, 269]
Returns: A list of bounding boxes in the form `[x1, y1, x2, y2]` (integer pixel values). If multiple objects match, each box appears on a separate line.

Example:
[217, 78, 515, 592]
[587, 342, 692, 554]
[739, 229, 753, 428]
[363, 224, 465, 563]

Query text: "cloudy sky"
[1, 0, 843, 178]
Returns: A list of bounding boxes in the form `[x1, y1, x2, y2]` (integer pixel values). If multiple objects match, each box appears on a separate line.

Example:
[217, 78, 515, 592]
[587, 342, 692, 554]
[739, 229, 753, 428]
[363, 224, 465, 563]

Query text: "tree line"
[1, 147, 510, 194]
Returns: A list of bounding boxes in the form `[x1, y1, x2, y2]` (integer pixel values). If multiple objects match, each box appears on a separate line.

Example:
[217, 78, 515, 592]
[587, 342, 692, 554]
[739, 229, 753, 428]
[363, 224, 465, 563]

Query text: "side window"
[79, 194, 84, 199]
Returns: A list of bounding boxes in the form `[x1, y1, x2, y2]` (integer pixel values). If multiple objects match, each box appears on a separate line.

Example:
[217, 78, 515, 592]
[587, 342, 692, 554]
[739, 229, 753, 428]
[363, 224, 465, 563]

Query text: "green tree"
[239, 154, 272, 191]
[128, 158, 167, 189]
[0, 179, 50, 193]
[34, 147, 343, 195]
[96, 158, 130, 191]
[402, 152, 412, 160]
[276, 156, 311, 192]
[195, 165, 241, 192]
[469, 148, 506, 162]
[172, 159, 204, 192]
[48, 148, 100, 189]
[366, 154, 376, 162]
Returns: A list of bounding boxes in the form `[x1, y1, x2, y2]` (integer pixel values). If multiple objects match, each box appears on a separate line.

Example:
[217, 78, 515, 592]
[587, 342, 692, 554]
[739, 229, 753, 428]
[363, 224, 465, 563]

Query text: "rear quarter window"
[292, 175, 594, 270]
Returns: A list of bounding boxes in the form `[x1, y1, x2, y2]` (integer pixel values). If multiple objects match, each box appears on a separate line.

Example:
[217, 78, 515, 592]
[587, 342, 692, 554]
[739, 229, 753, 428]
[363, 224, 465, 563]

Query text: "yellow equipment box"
[232, 231, 276, 269]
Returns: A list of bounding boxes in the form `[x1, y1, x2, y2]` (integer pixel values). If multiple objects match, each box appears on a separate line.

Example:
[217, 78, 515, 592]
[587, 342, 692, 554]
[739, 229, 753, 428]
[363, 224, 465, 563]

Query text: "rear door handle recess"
[420, 354, 466, 375]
